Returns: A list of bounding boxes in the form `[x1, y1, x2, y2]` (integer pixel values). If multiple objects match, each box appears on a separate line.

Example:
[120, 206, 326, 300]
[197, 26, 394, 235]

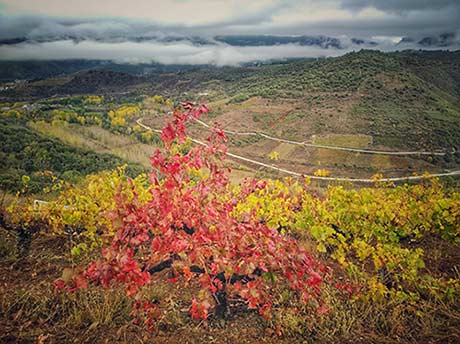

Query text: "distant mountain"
[3, 33, 457, 50]
[351, 38, 378, 46]
[0, 60, 203, 82]
[399, 32, 458, 47]
[0, 69, 148, 99]
[418, 33, 456, 47]
[214, 35, 343, 48]
[0, 37, 28, 45]
[0, 34, 346, 48]
[0, 60, 107, 82]
[2, 33, 458, 68]
[0, 35, 213, 46]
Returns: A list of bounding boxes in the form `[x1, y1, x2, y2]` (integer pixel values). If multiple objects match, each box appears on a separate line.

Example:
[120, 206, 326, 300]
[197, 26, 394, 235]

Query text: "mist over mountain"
[1, 0, 459, 66]
[1, 32, 459, 67]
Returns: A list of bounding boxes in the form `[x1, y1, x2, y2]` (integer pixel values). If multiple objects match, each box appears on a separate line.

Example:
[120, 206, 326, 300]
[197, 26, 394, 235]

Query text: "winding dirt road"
[193, 119, 446, 156]
[136, 118, 460, 183]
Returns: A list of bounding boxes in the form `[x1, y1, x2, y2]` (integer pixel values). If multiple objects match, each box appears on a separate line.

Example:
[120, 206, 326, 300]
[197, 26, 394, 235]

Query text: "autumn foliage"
[55, 103, 328, 325]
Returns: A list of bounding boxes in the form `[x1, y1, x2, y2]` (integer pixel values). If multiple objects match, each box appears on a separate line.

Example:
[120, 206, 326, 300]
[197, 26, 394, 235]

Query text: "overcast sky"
[0, 0, 459, 65]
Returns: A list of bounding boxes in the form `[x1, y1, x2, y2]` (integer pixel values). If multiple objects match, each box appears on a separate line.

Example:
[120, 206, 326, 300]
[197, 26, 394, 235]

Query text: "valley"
[2, 50, 460, 188]
[1, 49, 460, 344]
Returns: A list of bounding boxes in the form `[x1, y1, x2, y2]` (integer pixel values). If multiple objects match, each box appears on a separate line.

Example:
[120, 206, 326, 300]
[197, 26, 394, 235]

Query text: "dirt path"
[136, 118, 460, 183]
[194, 119, 446, 156]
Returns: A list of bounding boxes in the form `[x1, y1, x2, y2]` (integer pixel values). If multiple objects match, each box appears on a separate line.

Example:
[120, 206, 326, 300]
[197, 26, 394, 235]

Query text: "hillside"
[1, 50, 460, 183]
[1, 103, 459, 344]
[0, 118, 147, 193]
[2, 50, 459, 152]
[210, 50, 460, 151]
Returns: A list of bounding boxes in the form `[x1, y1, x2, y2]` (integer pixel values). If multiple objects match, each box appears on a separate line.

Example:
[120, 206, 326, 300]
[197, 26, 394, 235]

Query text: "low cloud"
[1, 38, 459, 66]
[0, 40, 341, 65]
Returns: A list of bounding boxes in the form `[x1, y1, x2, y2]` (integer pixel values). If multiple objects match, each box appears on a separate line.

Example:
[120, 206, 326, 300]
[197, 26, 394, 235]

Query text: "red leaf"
[74, 274, 88, 289]
[161, 123, 176, 145]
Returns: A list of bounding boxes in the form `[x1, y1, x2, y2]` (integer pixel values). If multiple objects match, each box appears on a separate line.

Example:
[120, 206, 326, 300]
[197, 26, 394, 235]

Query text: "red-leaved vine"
[56, 102, 330, 327]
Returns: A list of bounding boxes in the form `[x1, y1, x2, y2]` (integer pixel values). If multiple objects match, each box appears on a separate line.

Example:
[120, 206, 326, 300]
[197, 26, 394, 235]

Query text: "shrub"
[58, 103, 329, 327]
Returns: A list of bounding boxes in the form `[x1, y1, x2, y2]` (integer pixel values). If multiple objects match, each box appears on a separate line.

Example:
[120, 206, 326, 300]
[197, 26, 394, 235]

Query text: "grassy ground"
[1, 222, 459, 344]
[312, 134, 373, 148]
[0, 231, 291, 344]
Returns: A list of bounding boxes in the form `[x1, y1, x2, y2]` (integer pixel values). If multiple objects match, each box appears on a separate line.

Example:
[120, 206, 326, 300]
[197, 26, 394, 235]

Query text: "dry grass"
[29, 121, 105, 151]
[312, 134, 373, 148]
[370, 155, 394, 170]
[109, 144, 154, 167]
[227, 168, 256, 184]
[272, 142, 297, 159]
[30, 122, 136, 150]
[79, 126, 135, 149]
[202, 97, 297, 132]
[1, 228, 459, 344]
